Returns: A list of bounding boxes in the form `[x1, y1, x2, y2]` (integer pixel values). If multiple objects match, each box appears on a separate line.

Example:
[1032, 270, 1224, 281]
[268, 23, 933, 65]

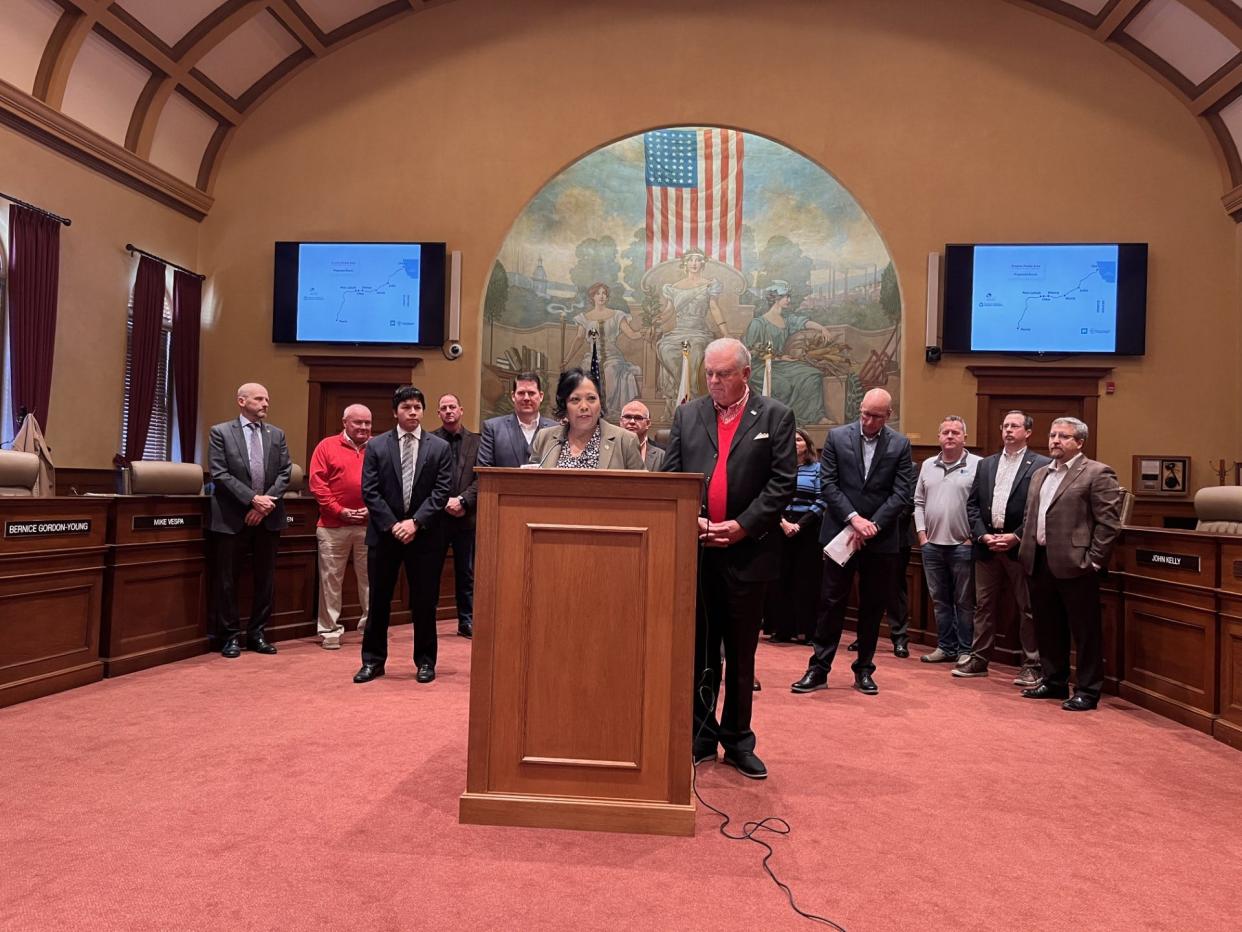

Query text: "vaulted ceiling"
[3, 0, 1242, 220]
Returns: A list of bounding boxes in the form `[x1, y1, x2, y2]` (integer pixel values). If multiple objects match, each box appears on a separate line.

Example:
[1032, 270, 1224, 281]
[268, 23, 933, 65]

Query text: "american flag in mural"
[644, 128, 744, 270]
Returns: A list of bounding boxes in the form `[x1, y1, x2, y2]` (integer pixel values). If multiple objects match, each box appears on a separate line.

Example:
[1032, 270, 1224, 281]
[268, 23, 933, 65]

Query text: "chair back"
[126, 461, 205, 495]
[1194, 486, 1242, 534]
[0, 450, 40, 496]
[285, 463, 305, 497]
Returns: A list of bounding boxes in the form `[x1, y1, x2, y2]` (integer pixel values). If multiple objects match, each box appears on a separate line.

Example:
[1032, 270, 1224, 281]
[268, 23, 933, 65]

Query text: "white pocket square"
[754, 432, 770, 440]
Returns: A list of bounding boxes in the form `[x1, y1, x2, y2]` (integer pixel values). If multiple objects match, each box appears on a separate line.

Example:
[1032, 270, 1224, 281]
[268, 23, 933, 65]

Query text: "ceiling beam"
[1096, 0, 1146, 40]
[32, 8, 94, 108]
[268, 1, 327, 56]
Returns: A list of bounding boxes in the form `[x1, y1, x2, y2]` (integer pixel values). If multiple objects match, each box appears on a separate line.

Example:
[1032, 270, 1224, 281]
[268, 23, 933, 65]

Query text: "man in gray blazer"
[477, 371, 557, 469]
[207, 382, 292, 658]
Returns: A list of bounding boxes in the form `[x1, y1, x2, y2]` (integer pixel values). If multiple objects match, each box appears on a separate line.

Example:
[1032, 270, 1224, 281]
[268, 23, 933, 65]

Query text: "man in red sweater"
[308, 404, 372, 649]
[661, 338, 796, 779]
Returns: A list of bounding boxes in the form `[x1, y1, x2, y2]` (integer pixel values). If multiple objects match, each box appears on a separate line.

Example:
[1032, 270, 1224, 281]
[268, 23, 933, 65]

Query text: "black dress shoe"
[791, 669, 828, 693]
[457, 623, 473, 639]
[1022, 683, 1070, 700]
[246, 636, 277, 655]
[416, 664, 436, 683]
[1062, 694, 1099, 712]
[854, 673, 879, 695]
[847, 641, 859, 652]
[221, 637, 241, 659]
[693, 744, 717, 765]
[353, 663, 385, 683]
[893, 643, 910, 658]
[721, 749, 767, 780]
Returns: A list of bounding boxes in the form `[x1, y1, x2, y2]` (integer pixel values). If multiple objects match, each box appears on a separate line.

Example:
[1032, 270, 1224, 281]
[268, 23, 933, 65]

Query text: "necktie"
[402, 433, 415, 512]
[247, 423, 265, 493]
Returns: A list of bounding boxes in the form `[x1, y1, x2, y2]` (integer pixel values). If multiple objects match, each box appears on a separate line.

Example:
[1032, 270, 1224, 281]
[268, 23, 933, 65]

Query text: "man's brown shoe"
[952, 657, 989, 678]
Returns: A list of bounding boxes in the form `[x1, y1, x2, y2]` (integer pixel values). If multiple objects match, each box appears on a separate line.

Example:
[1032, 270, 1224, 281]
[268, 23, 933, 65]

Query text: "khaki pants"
[316, 525, 369, 642]
[971, 554, 1039, 667]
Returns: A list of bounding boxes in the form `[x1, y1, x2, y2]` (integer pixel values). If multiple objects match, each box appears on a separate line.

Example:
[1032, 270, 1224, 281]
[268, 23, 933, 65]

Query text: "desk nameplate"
[4, 519, 93, 538]
[131, 514, 202, 531]
[1136, 548, 1201, 573]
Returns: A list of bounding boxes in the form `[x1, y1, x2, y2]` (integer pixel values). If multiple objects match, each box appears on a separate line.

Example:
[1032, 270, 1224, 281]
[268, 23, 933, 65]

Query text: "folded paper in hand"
[823, 527, 860, 567]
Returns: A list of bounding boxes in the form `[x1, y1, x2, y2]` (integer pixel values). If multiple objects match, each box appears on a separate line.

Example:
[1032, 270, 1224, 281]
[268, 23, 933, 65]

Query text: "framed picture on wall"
[1133, 455, 1190, 496]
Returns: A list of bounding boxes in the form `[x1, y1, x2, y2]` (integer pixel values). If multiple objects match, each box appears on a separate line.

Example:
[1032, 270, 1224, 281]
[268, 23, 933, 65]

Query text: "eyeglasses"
[619, 414, 648, 421]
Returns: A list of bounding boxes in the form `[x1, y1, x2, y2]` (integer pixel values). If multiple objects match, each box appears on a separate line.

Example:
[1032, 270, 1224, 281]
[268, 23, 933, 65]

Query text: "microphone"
[525, 430, 567, 469]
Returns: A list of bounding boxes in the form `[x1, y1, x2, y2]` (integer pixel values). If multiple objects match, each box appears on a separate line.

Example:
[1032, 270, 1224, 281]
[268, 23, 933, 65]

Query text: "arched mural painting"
[482, 127, 901, 435]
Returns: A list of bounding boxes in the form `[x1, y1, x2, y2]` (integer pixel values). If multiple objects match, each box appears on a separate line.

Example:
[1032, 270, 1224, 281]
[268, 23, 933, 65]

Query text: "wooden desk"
[1116, 528, 1221, 734]
[0, 498, 111, 707]
[101, 496, 210, 677]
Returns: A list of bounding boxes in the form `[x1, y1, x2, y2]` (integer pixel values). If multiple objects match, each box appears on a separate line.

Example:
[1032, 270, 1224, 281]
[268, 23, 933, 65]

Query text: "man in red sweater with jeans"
[308, 404, 372, 649]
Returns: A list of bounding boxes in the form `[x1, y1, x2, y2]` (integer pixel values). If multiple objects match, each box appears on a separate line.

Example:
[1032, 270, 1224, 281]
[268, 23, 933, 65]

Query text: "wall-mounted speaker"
[925, 251, 943, 363]
[447, 249, 462, 342]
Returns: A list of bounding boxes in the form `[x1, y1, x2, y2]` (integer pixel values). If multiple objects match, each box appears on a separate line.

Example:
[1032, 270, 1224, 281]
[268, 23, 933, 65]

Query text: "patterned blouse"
[556, 424, 602, 469]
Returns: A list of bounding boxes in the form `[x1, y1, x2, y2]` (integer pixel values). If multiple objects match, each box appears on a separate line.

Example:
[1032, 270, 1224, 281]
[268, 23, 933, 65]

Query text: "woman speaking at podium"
[528, 368, 644, 470]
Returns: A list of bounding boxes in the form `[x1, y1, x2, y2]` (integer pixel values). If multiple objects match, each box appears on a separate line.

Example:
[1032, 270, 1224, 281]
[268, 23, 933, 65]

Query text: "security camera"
[443, 342, 464, 360]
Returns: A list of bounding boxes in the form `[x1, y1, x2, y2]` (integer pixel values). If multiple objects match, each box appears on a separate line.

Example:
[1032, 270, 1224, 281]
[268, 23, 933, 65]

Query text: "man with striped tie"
[207, 382, 292, 659]
[354, 386, 453, 685]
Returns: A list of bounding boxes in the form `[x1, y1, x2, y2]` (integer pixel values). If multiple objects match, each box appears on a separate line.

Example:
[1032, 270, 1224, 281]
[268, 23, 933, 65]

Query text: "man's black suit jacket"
[818, 422, 915, 554]
[432, 425, 481, 523]
[966, 449, 1051, 561]
[661, 393, 796, 583]
[361, 428, 453, 546]
[207, 418, 292, 533]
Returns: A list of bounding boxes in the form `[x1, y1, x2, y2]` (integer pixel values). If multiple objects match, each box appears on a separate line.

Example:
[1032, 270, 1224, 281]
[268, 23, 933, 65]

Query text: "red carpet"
[3, 625, 1240, 931]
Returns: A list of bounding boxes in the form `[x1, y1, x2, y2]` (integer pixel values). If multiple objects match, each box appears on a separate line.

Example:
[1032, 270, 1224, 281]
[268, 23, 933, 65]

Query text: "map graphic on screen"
[295, 242, 422, 342]
[969, 244, 1119, 352]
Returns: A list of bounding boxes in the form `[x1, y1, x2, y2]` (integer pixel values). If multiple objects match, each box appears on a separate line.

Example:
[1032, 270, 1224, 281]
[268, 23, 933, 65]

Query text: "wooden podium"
[460, 467, 702, 836]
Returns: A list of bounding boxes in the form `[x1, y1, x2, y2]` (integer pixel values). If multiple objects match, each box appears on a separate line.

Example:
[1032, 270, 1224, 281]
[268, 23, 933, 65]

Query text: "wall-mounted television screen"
[272, 241, 446, 346]
[941, 243, 1148, 355]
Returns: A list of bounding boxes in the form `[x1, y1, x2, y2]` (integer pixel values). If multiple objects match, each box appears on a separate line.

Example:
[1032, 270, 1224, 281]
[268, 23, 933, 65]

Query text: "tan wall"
[0, 127, 199, 468]
[11, 0, 1238, 487]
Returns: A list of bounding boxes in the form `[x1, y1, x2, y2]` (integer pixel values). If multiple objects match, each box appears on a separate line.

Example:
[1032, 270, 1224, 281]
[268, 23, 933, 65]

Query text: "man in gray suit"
[207, 382, 292, 658]
[477, 371, 557, 469]
[619, 399, 665, 471]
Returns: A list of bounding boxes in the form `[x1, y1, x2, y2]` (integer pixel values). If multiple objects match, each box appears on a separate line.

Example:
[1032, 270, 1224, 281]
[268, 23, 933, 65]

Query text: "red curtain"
[120, 255, 165, 464]
[171, 270, 202, 462]
[7, 204, 61, 435]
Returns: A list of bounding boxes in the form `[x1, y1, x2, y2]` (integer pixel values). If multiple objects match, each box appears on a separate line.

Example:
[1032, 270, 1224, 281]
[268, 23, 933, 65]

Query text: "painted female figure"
[655, 249, 730, 404]
[743, 280, 828, 424]
[561, 282, 644, 414]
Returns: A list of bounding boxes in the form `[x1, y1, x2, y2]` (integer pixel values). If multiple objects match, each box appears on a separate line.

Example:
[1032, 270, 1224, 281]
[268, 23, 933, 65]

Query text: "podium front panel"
[462, 469, 701, 835]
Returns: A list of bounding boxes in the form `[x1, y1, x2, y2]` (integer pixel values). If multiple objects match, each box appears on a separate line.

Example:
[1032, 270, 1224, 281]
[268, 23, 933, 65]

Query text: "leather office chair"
[124, 461, 205, 495]
[1193, 487, 1242, 534]
[285, 464, 305, 497]
[0, 450, 40, 496]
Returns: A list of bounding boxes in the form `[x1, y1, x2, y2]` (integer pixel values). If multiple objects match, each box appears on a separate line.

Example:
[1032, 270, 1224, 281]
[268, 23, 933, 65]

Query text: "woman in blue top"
[763, 428, 825, 643]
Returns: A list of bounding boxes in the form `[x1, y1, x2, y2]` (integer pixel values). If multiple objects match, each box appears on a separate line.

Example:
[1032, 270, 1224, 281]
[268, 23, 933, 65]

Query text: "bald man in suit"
[1018, 416, 1121, 711]
[207, 382, 292, 659]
